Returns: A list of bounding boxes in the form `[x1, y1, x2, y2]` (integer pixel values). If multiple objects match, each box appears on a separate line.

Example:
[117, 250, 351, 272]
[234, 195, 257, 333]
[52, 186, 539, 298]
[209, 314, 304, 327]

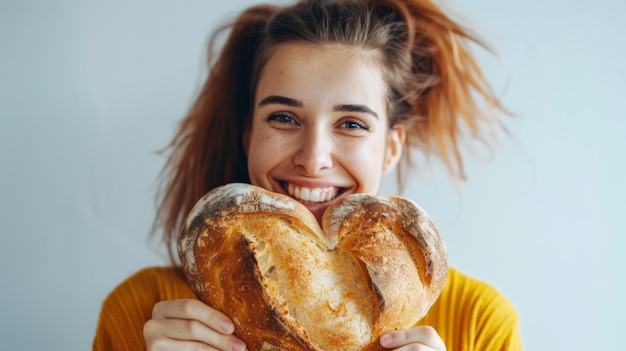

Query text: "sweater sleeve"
[417, 268, 523, 351]
[471, 279, 522, 351]
[93, 266, 196, 351]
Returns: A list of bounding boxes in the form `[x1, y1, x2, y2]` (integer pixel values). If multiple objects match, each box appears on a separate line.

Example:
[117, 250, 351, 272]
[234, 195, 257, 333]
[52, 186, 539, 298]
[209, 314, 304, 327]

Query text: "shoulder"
[421, 267, 522, 350]
[93, 266, 196, 350]
[97, 266, 196, 330]
[441, 267, 519, 323]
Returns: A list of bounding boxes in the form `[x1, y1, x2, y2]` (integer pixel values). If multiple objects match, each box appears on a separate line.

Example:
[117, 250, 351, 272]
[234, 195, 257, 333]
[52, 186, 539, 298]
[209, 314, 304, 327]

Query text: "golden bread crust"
[179, 183, 447, 351]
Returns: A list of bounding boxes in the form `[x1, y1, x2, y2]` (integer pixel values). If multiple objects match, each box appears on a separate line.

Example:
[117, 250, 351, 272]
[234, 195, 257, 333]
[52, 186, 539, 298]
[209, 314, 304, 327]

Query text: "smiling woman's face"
[246, 42, 404, 222]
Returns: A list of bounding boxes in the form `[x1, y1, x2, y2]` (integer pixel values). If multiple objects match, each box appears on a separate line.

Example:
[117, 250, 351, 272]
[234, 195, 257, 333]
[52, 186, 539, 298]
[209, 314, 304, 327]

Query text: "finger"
[152, 299, 236, 334]
[380, 326, 446, 350]
[144, 318, 247, 351]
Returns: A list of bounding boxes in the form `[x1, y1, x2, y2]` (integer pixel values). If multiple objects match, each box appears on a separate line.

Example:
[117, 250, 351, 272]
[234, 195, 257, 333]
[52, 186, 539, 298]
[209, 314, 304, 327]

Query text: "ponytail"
[385, 0, 509, 182]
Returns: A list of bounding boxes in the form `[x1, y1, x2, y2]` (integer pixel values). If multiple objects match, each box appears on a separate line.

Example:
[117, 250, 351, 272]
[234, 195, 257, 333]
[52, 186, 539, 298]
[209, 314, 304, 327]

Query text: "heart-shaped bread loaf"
[179, 183, 447, 351]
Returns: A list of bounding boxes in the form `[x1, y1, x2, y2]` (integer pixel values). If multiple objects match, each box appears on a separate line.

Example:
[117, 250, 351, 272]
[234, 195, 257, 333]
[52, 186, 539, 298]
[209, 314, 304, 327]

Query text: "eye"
[267, 112, 298, 125]
[338, 119, 369, 131]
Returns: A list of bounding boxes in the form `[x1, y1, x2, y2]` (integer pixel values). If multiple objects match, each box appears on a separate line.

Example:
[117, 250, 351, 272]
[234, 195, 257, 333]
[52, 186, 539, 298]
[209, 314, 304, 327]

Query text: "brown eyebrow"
[333, 104, 378, 119]
[259, 95, 378, 119]
[259, 95, 303, 107]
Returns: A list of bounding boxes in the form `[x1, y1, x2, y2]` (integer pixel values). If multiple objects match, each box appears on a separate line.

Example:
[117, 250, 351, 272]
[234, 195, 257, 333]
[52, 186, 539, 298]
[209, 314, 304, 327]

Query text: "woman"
[94, 0, 521, 350]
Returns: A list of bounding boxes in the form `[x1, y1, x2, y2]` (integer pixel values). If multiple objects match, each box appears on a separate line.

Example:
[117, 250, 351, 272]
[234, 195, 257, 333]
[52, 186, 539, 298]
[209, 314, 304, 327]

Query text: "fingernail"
[220, 320, 235, 334]
[380, 333, 394, 347]
[231, 339, 246, 351]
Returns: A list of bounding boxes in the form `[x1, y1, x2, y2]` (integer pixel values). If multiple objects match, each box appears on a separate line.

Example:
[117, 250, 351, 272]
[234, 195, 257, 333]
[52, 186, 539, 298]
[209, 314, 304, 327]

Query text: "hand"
[144, 298, 247, 351]
[380, 326, 446, 351]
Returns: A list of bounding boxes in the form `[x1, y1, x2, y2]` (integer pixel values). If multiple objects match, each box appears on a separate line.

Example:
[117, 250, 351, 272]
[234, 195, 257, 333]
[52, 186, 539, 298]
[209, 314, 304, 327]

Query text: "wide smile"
[282, 182, 344, 204]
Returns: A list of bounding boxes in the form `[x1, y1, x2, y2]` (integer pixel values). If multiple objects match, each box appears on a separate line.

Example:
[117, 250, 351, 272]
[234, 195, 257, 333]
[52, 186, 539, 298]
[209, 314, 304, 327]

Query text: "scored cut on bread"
[179, 183, 447, 351]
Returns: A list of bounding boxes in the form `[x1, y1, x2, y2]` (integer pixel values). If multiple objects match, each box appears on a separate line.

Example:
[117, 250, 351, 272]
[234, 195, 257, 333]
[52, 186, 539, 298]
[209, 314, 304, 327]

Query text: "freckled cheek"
[345, 141, 387, 188]
[342, 139, 386, 162]
[249, 134, 293, 167]
[340, 142, 383, 166]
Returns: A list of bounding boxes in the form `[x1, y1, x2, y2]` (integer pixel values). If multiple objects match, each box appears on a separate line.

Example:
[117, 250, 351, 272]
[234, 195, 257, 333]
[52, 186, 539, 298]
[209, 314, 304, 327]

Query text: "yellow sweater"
[93, 266, 522, 350]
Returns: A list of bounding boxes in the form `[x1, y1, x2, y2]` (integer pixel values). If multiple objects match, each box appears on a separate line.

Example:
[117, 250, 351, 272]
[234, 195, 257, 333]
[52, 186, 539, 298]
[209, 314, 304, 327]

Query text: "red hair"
[153, 0, 509, 263]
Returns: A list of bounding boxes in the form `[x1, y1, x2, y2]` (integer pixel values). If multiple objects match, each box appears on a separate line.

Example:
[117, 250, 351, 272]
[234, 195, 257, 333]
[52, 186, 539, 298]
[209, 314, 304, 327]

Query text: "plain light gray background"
[1, 0, 624, 350]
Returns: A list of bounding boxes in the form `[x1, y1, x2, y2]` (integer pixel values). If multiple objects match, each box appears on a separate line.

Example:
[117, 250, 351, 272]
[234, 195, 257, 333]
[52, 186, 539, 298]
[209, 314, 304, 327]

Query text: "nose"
[293, 127, 333, 175]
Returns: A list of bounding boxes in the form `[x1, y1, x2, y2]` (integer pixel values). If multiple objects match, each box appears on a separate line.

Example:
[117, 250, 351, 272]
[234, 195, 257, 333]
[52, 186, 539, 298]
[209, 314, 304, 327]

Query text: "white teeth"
[300, 187, 311, 200]
[286, 184, 337, 203]
[310, 189, 321, 202]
